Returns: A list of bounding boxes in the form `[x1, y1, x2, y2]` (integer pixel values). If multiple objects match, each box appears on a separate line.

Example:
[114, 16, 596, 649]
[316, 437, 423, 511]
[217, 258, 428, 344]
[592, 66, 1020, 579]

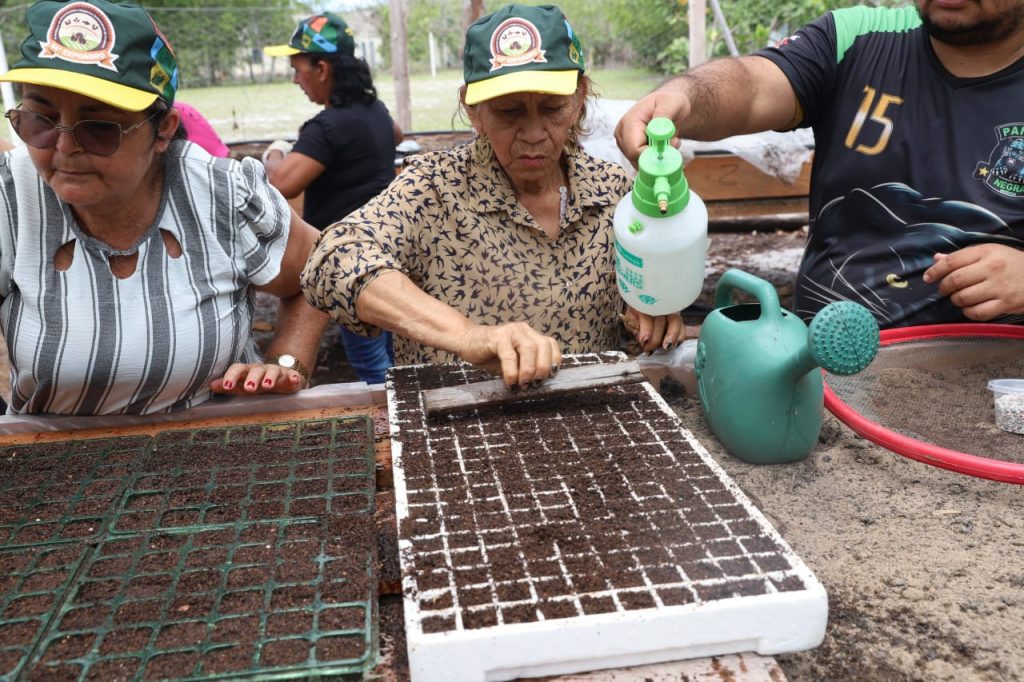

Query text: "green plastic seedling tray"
[0, 415, 378, 681]
[29, 517, 377, 680]
[0, 436, 152, 550]
[111, 418, 375, 534]
[0, 545, 89, 680]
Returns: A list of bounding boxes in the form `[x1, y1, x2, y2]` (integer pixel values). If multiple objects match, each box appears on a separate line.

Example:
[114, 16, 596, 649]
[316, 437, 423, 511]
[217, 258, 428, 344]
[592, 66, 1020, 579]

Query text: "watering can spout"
[785, 340, 821, 384]
[782, 301, 880, 382]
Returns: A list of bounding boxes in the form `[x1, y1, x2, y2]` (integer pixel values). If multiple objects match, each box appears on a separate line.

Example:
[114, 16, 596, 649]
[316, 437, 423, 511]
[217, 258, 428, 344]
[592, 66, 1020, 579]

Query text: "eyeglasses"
[4, 108, 159, 156]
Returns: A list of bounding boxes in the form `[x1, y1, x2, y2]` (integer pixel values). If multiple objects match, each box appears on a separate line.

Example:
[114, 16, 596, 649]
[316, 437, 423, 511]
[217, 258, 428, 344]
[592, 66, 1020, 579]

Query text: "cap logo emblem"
[489, 18, 546, 72]
[39, 2, 119, 71]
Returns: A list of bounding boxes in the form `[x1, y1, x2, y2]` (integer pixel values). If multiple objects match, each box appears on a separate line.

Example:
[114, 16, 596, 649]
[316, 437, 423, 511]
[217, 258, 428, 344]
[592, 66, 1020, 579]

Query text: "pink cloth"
[176, 102, 230, 157]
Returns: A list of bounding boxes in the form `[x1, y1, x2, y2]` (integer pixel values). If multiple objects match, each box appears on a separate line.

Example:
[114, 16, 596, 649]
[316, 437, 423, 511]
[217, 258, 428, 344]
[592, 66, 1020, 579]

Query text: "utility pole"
[687, 0, 706, 68]
[389, 0, 412, 131]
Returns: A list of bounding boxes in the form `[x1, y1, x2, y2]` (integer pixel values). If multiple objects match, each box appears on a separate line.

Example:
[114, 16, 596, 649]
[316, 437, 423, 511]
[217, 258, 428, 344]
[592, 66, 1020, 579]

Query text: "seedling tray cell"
[111, 418, 375, 534]
[389, 353, 827, 681]
[0, 545, 88, 680]
[0, 437, 151, 550]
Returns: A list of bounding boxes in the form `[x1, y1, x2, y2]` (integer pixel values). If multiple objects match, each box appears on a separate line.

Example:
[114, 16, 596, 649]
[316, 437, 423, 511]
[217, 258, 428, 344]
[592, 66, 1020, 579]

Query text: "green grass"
[1, 66, 665, 146]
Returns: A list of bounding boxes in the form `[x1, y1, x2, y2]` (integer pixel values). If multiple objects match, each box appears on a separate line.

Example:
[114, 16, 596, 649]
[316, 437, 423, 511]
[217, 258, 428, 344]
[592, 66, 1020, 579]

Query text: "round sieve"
[823, 323, 1024, 484]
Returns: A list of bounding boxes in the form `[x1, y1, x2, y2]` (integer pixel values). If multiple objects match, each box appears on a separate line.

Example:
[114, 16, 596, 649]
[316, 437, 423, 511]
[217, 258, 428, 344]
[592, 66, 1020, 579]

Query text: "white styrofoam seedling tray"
[390, 370, 827, 682]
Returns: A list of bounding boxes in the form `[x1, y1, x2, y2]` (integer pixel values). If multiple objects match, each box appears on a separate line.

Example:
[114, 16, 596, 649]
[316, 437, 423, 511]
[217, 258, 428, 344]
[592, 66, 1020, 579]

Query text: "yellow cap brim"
[264, 44, 301, 57]
[464, 69, 578, 105]
[0, 67, 157, 111]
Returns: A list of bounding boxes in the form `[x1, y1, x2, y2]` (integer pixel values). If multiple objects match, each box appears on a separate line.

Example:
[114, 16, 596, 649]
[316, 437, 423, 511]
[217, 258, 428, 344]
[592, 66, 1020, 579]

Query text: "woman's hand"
[620, 306, 685, 353]
[210, 363, 305, 395]
[455, 322, 562, 390]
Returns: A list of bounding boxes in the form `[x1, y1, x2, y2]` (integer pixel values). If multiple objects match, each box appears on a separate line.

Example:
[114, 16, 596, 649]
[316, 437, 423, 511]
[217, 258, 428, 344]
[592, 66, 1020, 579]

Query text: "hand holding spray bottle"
[613, 117, 709, 315]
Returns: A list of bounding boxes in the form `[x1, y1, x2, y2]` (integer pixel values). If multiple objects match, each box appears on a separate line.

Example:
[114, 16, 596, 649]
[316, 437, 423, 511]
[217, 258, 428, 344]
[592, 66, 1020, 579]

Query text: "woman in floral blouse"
[302, 3, 683, 388]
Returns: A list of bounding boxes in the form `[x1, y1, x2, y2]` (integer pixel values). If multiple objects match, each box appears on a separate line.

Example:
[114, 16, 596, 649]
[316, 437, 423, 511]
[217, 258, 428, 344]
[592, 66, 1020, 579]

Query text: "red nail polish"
[223, 381, 233, 390]
[263, 378, 273, 387]
[246, 381, 256, 389]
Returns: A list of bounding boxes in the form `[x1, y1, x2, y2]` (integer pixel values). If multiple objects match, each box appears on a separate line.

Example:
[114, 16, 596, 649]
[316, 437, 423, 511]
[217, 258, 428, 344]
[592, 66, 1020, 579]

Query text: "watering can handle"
[713, 269, 784, 323]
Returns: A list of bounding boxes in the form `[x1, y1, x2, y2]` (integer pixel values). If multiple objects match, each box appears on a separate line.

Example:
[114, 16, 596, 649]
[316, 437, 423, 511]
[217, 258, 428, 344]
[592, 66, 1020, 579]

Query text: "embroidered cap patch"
[489, 18, 547, 71]
[39, 2, 119, 71]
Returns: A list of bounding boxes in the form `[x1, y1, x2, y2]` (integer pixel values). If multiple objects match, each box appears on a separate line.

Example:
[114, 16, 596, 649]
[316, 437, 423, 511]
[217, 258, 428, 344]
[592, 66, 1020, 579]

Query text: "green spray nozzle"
[632, 117, 690, 217]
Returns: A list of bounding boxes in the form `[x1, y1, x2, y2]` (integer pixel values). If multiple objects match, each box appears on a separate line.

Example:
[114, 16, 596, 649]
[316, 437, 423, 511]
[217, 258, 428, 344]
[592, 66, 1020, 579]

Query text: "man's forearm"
[660, 55, 798, 139]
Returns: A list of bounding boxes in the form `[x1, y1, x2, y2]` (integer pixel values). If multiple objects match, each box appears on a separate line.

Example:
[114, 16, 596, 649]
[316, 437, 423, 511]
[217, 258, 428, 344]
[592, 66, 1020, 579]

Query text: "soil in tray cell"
[99, 626, 153, 655]
[143, 650, 200, 680]
[202, 643, 255, 674]
[58, 604, 111, 630]
[260, 638, 312, 667]
[110, 598, 165, 626]
[155, 620, 209, 648]
[5, 593, 54, 618]
[320, 605, 365, 631]
[84, 656, 141, 682]
[176, 568, 222, 594]
[24, 660, 83, 681]
[266, 610, 314, 636]
[0, 651, 24, 678]
[220, 590, 265, 615]
[186, 544, 230, 569]
[40, 632, 97, 661]
[0, 618, 44, 647]
[209, 615, 261, 643]
[316, 634, 366, 662]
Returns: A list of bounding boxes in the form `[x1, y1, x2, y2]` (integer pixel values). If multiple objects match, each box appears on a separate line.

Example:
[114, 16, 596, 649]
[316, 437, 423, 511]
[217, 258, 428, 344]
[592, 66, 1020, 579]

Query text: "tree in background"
[141, 0, 299, 87]
[373, 0, 913, 76]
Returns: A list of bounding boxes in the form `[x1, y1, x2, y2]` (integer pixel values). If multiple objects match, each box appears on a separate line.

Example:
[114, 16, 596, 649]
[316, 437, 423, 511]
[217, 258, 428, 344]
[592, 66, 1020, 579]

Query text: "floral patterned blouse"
[301, 137, 633, 366]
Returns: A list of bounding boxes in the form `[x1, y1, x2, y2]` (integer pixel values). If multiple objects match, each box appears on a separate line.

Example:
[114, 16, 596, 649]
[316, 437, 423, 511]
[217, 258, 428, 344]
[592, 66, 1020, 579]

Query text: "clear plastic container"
[987, 379, 1024, 434]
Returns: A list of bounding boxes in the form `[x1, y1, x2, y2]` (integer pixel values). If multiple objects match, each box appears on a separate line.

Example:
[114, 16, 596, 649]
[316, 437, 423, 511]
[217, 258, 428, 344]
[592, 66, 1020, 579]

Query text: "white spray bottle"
[614, 117, 708, 315]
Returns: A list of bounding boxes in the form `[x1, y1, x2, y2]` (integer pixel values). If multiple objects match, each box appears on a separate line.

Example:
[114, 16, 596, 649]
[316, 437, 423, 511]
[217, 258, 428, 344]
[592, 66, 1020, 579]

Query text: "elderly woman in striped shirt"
[0, 0, 327, 414]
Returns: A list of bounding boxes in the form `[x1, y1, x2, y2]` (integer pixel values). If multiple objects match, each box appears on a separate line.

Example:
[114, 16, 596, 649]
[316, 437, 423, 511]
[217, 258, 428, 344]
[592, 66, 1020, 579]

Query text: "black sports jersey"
[758, 4, 1024, 327]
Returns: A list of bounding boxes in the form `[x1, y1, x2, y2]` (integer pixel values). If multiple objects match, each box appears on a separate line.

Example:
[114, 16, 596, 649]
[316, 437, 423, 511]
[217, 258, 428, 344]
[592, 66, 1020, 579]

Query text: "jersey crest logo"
[975, 124, 1024, 198]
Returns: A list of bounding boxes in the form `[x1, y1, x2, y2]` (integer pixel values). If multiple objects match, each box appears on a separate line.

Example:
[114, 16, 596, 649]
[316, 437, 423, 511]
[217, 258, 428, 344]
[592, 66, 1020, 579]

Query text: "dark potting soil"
[390, 355, 807, 634]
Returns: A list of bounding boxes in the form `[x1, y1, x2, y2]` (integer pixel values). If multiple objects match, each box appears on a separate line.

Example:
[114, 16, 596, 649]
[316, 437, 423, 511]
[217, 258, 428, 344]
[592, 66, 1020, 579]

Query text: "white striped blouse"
[0, 140, 291, 415]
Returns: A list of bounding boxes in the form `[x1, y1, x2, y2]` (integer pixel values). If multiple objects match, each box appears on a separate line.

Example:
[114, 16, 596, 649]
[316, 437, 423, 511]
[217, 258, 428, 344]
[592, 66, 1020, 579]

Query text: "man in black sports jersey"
[616, 0, 1024, 328]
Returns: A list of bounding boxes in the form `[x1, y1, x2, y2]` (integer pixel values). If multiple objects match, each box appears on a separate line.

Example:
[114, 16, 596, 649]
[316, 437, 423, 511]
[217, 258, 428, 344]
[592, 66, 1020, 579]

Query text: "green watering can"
[695, 269, 880, 464]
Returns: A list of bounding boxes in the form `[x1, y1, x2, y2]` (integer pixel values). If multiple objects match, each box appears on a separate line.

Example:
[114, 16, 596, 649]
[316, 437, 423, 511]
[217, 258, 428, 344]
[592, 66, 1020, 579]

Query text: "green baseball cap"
[0, 0, 178, 111]
[463, 4, 584, 106]
[264, 13, 356, 58]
